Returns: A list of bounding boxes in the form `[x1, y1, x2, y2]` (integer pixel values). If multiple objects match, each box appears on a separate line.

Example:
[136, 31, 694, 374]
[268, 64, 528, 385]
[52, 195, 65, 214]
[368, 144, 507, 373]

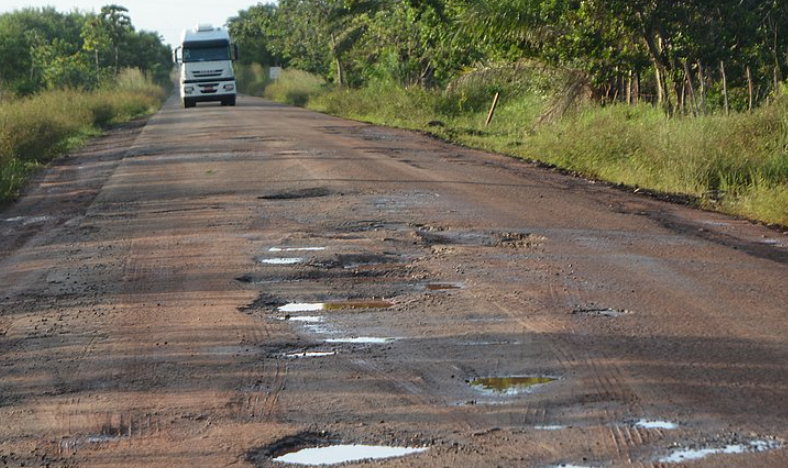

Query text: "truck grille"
[192, 69, 223, 78]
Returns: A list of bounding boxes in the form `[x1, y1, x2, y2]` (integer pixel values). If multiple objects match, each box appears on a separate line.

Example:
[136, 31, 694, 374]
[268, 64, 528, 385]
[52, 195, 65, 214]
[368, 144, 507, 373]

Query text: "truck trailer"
[173, 24, 238, 108]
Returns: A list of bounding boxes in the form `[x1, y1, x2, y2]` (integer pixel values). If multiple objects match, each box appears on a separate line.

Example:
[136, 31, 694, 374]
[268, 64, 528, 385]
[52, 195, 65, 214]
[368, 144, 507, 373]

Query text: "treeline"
[0, 5, 171, 96]
[229, 0, 788, 113]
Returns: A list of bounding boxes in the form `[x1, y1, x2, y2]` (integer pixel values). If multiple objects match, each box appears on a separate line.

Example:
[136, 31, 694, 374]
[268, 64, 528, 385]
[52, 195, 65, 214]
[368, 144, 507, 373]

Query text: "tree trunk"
[683, 60, 698, 116]
[697, 60, 707, 114]
[747, 66, 754, 112]
[419, 61, 435, 90]
[335, 57, 344, 87]
[114, 45, 119, 77]
[720, 61, 729, 116]
[626, 71, 632, 105]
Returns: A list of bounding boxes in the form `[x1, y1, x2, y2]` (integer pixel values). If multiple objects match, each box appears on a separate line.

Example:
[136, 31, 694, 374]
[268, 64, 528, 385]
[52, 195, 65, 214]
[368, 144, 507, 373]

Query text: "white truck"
[173, 24, 239, 108]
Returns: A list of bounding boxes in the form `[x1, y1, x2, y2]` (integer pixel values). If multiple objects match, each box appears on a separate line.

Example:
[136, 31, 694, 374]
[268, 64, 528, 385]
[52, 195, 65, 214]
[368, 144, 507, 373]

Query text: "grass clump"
[262, 69, 327, 106]
[236, 63, 272, 97]
[0, 68, 165, 201]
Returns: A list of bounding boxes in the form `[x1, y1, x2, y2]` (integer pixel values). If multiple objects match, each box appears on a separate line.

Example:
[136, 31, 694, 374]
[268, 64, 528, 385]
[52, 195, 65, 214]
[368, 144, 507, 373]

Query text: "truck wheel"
[183, 99, 195, 108]
[228, 96, 236, 107]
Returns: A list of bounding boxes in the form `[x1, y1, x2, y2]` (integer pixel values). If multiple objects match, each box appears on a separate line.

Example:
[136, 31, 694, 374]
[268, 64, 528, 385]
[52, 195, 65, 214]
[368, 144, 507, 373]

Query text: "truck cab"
[173, 24, 238, 108]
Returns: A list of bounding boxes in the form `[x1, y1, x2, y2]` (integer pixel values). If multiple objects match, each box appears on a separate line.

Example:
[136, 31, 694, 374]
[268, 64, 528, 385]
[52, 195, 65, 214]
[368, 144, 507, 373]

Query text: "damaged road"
[1, 95, 788, 467]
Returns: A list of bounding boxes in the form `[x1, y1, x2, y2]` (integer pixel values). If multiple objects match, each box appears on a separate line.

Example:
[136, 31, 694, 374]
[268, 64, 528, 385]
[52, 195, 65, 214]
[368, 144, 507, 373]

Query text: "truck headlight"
[223, 84, 234, 91]
[184, 86, 194, 93]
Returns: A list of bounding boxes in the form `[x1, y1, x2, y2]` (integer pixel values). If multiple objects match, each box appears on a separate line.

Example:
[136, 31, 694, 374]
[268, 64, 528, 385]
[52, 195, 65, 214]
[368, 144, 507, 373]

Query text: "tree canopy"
[228, 0, 788, 111]
[0, 5, 171, 96]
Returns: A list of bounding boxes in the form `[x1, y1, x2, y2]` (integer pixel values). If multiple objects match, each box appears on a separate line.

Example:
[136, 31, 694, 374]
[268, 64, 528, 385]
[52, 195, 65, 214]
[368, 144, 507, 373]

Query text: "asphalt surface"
[1, 95, 788, 467]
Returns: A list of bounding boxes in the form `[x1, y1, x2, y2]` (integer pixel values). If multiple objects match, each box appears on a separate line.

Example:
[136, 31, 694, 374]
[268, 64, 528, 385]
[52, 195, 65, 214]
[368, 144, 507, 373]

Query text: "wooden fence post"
[485, 92, 500, 127]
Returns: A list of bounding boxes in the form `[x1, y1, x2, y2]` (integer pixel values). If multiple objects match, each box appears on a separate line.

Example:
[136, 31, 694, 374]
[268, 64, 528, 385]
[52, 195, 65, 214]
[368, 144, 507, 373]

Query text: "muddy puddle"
[659, 438, 781, 463]
[273, 444, 427, 465]
[470, 376, 557, 395]
[261, 258, 305, 265]
[279, 301, 393, 313]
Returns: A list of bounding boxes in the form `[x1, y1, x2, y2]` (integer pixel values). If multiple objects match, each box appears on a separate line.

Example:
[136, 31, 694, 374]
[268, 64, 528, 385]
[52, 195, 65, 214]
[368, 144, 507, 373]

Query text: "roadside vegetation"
[0, 6, 171, 202]
[229, 1, 788, 226]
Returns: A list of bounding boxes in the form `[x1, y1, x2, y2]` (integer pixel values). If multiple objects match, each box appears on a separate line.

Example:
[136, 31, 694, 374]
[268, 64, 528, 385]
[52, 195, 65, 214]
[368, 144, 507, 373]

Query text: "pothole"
[659, 438, 781, 463]
[325, 337, 399, 344]
[280, 316, 324, 323]
[285, 351, 336, 359]
[324, 300, 394, 310]
[416, 228, 543, 248]
[258, 188, 332, 200]
[534, 425, 566, 431]
[247, 433, 427, 467]
[496, 232, 545, 248]
[469, 376, 557, 395]
[312, 253, 401, 270]
[274, 445, 427, 465]
[425, 282, 464, 291]
[279, 303, 325, 313]
[270, 246, 326, 252]
[572, 306, 631, 317]
[278, 301, 394, 313]
[632, 419, 678, 430]
[260, 258, 305, 265]
[2, 215, 53, 225]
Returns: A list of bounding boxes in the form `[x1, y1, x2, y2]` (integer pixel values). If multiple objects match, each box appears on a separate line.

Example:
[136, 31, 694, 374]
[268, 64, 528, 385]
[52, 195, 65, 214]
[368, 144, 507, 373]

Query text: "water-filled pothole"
[278, 301, 394, 313]
[273, 444, 427, 465]
[633, 419, 677, 430]
[469, 376, 557, 395]
[325, 337, 398, 344]
[261, 258, 305, 265]
[280, 316, 324, 323]
[247, 432, 428, 467]
[270, 247, 326, 252]
[534, 425, 566, 431]
[285, 351, 336, 359]
[324, 300, 394, 310]
[659, 438, 781, 463]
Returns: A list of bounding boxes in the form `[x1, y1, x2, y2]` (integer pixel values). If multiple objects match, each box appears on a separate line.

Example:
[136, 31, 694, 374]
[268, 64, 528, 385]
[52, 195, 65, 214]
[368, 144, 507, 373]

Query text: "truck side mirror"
[173, 46, 182, 64]
[232, 44, 240, 61]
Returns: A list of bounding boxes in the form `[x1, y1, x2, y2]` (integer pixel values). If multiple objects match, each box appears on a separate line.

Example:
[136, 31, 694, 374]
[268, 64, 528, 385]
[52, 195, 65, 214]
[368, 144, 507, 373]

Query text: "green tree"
[99, 4, 132, 76]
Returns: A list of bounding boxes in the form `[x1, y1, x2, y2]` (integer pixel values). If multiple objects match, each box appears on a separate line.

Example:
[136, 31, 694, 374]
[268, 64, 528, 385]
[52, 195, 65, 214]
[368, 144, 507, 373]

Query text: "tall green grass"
[0, 68, 165, 201]
[250, 67, 788, 226]
[262, 69, 326, 106]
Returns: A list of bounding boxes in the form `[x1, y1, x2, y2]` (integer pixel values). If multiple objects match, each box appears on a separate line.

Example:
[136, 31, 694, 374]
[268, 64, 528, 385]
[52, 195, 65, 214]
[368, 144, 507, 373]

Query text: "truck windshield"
[183, 46, 229, 62]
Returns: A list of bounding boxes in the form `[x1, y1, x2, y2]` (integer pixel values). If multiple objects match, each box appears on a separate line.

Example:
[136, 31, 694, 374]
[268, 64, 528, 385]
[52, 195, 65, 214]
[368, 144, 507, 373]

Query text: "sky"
[0, 0, 274, 48]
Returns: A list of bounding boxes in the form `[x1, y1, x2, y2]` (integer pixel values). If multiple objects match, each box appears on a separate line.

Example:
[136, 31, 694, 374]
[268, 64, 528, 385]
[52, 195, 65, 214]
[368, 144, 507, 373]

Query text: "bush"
[0, 68, 165, 201]
[263, 69, 326, 106]
[236, 63, 271, 96]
